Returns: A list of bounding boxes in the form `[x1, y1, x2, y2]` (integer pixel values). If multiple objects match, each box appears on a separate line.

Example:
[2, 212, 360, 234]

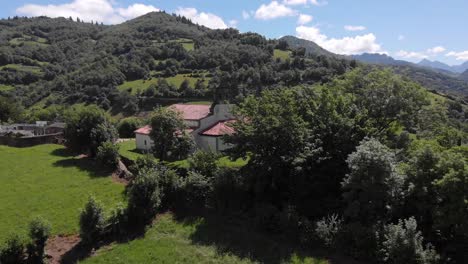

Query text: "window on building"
[144, 140, 147, 145]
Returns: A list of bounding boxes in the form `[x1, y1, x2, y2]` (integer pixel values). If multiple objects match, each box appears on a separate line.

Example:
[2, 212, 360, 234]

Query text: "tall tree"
[149, 108, 193, 161]
[63, 105, 117, 156]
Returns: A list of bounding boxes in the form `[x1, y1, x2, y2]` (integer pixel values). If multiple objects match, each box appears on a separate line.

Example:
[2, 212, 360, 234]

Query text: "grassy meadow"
[81, 214, 329, 264]
[0, 144, 125, 242]
[117, 74, 209, 95]
[273, 49, 292, 60]
[0, 84, 14, 91]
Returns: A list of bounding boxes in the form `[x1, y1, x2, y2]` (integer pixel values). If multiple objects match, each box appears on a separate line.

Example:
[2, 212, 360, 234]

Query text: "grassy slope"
[118, 139, 247, 168]
[0, 64, 43, 74]
[273, 49, 292, 60]
[0, 144, 125, 242]
[81, 214, 329, 264]
[117, 74, 208, 94]
[0, 84, 14, 91]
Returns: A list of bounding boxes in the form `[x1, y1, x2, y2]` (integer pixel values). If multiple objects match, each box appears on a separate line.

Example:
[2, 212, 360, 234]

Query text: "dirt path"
[45, 235, 81, 264]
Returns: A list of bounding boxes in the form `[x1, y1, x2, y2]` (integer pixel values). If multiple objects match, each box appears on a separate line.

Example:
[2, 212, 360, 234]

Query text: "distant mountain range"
[279, 37, 468, 96]
[352, 53, 468, 75]
[417, 59, 468, 74]
[351, 53, 412, 66]
[460, 70, 468, 82]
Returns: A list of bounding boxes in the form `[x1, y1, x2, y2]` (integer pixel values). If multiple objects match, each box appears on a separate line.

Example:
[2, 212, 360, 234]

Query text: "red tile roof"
[169, 104, 211, 120]
[134, 125, 151, 135]
[200, 120, 236, 137]
[134, 125, 194, 136]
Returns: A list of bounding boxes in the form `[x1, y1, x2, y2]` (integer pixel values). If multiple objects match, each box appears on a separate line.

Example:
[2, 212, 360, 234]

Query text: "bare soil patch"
[45, 235, 81, 264]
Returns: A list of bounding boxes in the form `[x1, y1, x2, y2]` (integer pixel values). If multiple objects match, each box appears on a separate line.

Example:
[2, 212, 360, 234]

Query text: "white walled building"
[134, 104, 235, 153]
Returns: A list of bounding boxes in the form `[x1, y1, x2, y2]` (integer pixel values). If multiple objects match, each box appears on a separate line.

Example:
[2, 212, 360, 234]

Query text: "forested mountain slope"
[0, 12, 466, 117]
[0, 12, 356, 115]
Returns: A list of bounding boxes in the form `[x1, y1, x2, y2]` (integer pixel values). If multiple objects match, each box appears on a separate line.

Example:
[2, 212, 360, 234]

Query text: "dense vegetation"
[0, 12, 357, 117]
[0, 11, 467, 264]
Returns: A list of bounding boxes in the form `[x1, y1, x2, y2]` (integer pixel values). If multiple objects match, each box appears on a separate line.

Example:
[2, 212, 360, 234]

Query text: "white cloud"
[446, 51, 468, 61]
[283, 0, 327, 6]
[395, 50, 428, 60]
[229, 20, 238, 28]
[426, 46, 446, 54]
[16, 0, 158, 24]
[242, 10, 250, 20]
[283, 0, 308, 5]
[344, 25, 366, 31]
[297, 14, 313, 25]
[296, 25, 383, 55]
[398, 35, 405, 41]
[175, 7, 227, 29]
[117, 4, 159, 20]
[255, 1, 297, 20]
[310, 0, 328, 6]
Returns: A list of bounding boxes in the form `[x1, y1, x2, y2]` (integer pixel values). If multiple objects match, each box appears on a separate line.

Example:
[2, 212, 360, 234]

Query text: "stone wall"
[0, 133, 63, 148]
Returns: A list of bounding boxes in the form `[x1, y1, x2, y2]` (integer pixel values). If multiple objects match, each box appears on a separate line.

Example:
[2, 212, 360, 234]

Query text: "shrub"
[178, 171, 212, 211]
[127, 168, 164, 223]
[188, 150, 219, 178]
[315, 214, 343, 249]
[212, 168, 248, 212]
[27, 217, 51, 263]
[96, 141, 120, 169]
[0, 233, 25, 264]
[340, 223, 379, 260]
[117, 117, 143, 138]
[130, 156, 158, 174]
[253, 203, 282, 233]
[378, 217, 440, 264]
[108, 203, 129, 238]
[79, 196, 106, 245]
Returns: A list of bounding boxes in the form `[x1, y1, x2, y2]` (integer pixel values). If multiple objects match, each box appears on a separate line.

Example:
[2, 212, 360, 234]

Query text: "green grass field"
[117, 74, 209, 94]
[9, 36, 49, 47]
[0, 84, 14, 91]
[118, 139, 248, 168]
[0, 64, 43, 74]
[274, 49, 292, 60]
[81, 214, 329, 264]
[0, 144, 125, 242]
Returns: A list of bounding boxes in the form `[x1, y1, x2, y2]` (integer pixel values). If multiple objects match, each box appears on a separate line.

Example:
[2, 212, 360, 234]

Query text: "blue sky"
[2, 0, 467, 65]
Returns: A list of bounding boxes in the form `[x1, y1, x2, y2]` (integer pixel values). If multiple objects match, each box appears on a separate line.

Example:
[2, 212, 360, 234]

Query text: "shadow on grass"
[60, 227, 147, 264]
[172, 211, 331, 264]
[51, 148, 112, 178]
[50, 147, 74, 158]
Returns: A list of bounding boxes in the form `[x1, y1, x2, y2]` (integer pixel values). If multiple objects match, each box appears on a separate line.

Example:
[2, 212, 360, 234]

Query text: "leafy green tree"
[432, 150, 468, 261]
[342, 138, 405, 224]
[27, 217, 51, 263]
[149, 108, 193, 161]
[64, 105, 117, 157]
[378, 217, 439, 264]
[127, 168, 163, 222]
[224, 88, 309, 203]
[404, 146, 441, 233]
[0, 233, 25, 264]
[178, 171, 213, 210]
[0, 96, 22, 123]
[335, 68, 429, 137]
[117, 117, 143, 138]
[96, 142, 120, 169]
[79, 196, 105, 245]
[188, 150, 219, 178]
